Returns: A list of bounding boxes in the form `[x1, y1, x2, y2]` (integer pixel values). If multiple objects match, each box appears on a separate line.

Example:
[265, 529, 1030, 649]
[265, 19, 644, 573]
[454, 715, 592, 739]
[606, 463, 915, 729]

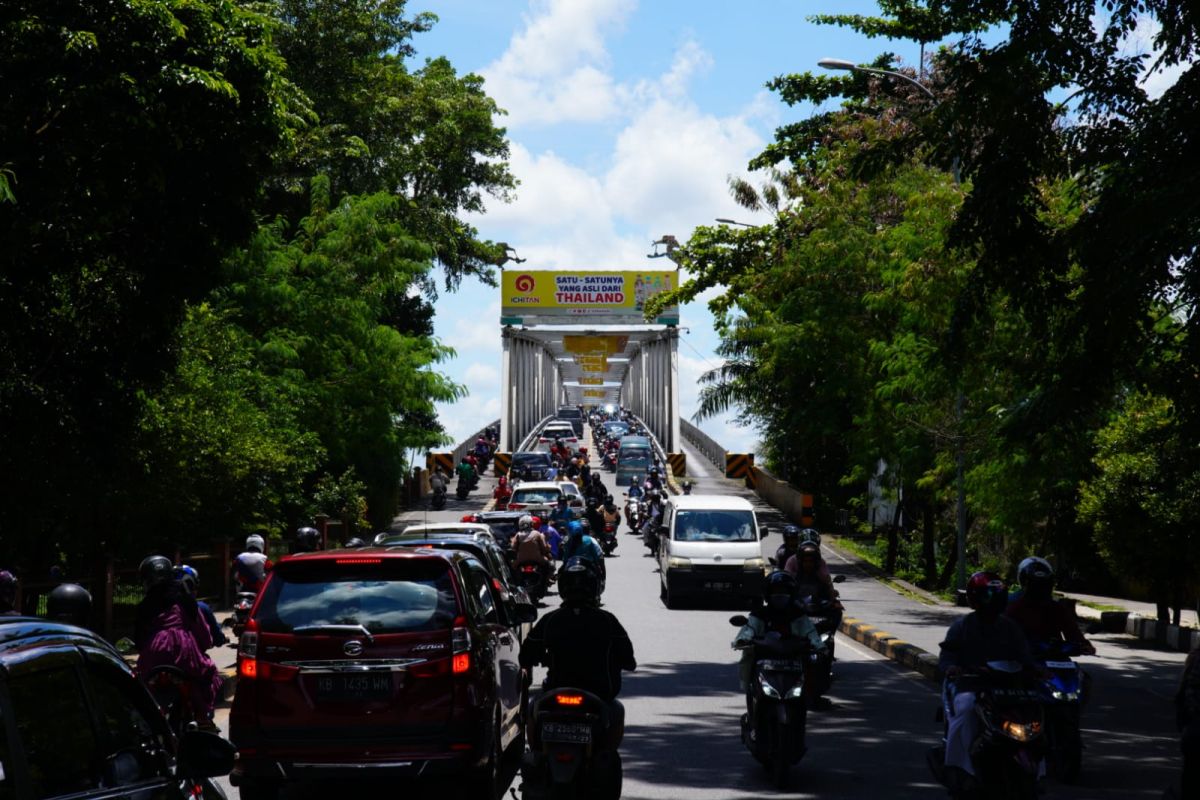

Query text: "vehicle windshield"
[256, 560, 458, 634]
[619, 449, 652, 468]
[514, 453, 551, 466]
[673, 510, 758, 542]
[511, 488, 561, 504]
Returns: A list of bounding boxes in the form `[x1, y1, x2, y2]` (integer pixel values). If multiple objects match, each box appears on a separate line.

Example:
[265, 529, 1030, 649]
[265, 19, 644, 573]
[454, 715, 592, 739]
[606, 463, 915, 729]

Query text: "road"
[210, 423, 1189, 798]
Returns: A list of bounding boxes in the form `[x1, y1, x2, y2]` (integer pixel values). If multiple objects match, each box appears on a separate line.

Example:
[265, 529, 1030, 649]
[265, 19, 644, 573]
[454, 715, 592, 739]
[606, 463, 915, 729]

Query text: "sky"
[411, 0, 1189, 454]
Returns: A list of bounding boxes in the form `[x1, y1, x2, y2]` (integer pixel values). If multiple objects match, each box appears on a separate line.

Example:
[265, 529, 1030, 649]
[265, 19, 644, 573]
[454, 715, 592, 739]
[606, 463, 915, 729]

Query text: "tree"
[0, 0, 296, 569]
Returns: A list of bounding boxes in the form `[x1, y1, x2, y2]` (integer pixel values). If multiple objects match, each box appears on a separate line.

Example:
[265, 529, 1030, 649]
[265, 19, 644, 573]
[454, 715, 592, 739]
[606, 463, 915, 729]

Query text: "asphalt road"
[210, 424, 1190, 798]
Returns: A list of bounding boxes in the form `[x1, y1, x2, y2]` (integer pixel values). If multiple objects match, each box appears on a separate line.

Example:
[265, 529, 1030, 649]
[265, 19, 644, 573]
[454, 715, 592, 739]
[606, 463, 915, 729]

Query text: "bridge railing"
[451, 419, 501, 466]
[680, 417, 725, 470]
[517, 415, 556, 453]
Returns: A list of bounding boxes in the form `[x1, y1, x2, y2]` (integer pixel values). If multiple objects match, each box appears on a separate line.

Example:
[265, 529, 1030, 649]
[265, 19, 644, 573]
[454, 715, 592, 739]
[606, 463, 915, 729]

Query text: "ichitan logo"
[514, 273, 536, 293]
[343, 640, 364, 656]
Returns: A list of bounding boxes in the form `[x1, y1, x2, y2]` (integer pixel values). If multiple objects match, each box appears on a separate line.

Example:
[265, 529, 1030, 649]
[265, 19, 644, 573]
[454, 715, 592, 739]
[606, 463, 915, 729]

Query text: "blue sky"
[412, 1, 1186, 453]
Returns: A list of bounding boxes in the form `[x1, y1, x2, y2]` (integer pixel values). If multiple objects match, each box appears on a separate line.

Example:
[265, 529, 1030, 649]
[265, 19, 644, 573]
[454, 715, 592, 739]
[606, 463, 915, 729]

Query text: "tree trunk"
[885, 525, 899, 574]
[938, 534, 958, 590]
[922, 501, 937, 588]
[1156, 598, 1170, 625]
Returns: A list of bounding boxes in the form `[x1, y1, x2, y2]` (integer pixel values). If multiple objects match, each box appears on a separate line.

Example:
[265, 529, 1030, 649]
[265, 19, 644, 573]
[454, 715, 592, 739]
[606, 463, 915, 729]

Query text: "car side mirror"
[514, 602, 538, 623]
[833, 574, 846, 584]
[729, 615, 749, 627]
[760, 526, 770, 538]
[177, 730, 236, 779]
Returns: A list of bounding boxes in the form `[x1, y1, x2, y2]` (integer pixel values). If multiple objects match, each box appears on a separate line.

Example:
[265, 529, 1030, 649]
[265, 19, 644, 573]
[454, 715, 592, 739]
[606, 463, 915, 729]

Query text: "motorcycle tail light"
[555, 693, 585, 706]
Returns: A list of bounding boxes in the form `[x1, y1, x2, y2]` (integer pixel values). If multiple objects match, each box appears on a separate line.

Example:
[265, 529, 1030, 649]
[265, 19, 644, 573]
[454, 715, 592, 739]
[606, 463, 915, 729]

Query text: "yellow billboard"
[576, 355, 608, 373]
[579, 377, 604, 385]
[500, 271, 679, 325]
[563, 335, 629, 355]
[583, 390, 609, 398]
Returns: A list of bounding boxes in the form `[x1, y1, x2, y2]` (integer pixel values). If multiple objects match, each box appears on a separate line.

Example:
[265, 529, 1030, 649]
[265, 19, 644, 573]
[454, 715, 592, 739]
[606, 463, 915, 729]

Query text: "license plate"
[541, 722, 592, 744]
[1044, 661, 1075, 670]
[759, 659, 805, 671]
[314, 673, 393, 702]
[704, 582, 735, 591]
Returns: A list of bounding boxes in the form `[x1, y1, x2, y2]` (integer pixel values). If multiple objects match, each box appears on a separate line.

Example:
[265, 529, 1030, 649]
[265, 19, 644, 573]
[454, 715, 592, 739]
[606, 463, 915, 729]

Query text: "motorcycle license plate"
[1044, 660, 1075, 670]
[542, 722, 592, 744]
[314, 673, 393, 702]
[759, 659, 805, 671]
[704, 582, 734, 591]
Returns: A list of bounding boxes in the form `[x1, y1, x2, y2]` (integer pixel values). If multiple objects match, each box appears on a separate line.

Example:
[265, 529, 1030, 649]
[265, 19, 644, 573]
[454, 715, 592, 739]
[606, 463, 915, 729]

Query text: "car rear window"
[557, 408, 582, 419]
[511, 488, 561, 504]
[256, 559, 458, 635]
[514, 452, 551, 466]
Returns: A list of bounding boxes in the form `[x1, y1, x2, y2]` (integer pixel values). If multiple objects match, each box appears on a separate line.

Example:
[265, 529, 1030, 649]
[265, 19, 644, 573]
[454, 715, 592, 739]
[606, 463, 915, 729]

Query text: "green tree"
[0, 0, 296, 570]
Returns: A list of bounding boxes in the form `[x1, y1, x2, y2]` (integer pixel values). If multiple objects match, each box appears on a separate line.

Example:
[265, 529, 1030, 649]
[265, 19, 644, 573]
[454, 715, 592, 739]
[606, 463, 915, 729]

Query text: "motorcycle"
[455, 477, 471, 501]
[430, 485, 447, 510]
[516, 560, 550, 603]
[602, 449, 617, 471]
[520, 687, 623, 800]
[230, 590, 257, 639]
[928, 661, 1046, 799]
[1034, 641, 1086, 783]
[598, 522, 619, 556]
[642, 517, 660, 557]
[797, 581, 846, 701]
[730, 616, 812, 789]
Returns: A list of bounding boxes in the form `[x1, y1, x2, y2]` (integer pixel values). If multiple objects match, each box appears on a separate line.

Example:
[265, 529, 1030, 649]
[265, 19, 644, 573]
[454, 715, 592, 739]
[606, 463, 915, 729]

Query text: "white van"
[656, 494, 769, 608]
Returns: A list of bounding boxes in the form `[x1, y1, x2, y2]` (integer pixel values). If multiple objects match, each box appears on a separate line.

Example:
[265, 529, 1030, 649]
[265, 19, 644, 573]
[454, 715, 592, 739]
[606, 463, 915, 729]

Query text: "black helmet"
[0, 570, 16, 606]
[558, 557, 600, 606]
[139, 555, 173, 590]
[764, 570, 798, 610]
[782, 524, 801, 542]
[1017, 557, 1054, 600]
[295, 526, 320, 552]
[47, 583, 92, 627]
[344, 537, 366, 549]
[799, 528, 822, 547]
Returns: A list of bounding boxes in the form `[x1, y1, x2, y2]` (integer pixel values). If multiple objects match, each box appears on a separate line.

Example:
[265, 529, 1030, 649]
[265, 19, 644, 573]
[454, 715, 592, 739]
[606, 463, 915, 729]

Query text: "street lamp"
[715, 218, 757, 228]
[817, 58, 935, 100]
[820, 55, 968, 597]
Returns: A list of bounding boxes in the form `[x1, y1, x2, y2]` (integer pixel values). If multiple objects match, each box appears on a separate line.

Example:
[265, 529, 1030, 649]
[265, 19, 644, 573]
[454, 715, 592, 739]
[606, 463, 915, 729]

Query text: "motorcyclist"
[536, 516, 563, 561]
[514, 514, 553, 585]
[562, 520, 606, 581]
[175, 564, 227, 648]
[294, 525, 321, 553]
[0, 571, 19, 616]
[519, 557, 635, 760]
[586, 473, 606, 504]
[775, 525, 803, 567]
[1004, 556, 1095, 656]
[584, 497, 606, 542]
[681, 480, 693, 495]
[550, 494, 575, 530]
[601, 494, 621, 535]
[134, 555, 223, 729]
[456, 456, 476, 488]
[783, 529, 836, 594]
[429, 466, 448, 496]
[733, 570, 826, 715]
[493, 475, 512, 509]
[645, 466, 664, 492]
[46, 583, 92, 628]
[789, 543, 842, 707]
[233, 534, 271, 594]
[938, 572, 1037, 784]
[625, 475, 644, 526]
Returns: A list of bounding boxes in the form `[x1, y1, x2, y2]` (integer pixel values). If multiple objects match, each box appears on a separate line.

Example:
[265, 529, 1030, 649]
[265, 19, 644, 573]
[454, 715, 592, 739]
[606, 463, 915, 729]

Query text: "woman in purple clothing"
[134, 555, 223, 727]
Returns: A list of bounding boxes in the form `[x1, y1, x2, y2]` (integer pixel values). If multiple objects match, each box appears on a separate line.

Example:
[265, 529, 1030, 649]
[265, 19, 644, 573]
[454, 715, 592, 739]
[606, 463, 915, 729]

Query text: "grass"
[1064, 596, 1125, 613]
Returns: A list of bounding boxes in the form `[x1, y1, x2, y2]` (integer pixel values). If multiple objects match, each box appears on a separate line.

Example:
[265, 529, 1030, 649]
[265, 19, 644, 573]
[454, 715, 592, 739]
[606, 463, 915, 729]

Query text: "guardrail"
[451, 419, 501, 466]
[517, 415, 555, 452]
[627, 413, 682, 494]
[680, 417, 725, 469]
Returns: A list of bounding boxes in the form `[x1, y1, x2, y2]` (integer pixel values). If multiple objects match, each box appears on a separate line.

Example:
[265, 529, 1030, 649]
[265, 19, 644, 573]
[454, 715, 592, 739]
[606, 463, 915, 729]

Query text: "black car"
[555, 406, 584, 437]
[0, 618, 234, 799]
[510, 450, 553, 481]
[466, 510, 527, 549]
[374, 527, 537, 641]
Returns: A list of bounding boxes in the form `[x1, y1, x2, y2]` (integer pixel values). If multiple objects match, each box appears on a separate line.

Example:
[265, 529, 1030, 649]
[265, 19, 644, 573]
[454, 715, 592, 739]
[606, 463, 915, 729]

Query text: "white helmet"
[245, 534, 266, 553]
[518, 515, 533, 531]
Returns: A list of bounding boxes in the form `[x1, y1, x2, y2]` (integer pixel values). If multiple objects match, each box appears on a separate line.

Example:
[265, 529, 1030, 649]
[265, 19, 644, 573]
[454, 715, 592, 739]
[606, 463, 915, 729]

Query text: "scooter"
[520, 687, 623, 800]
[515, 560, 550, 603]
[730, 617, 812, 790]
[598, 523, 619, 556]
[455, 478, 471, 501]
[230, 590, 257, 639]
[1034, 641, 1087, 783]
[928, 662, 1046, 799]
[430, 485, 447, 510]
[642, 517, 660, 557]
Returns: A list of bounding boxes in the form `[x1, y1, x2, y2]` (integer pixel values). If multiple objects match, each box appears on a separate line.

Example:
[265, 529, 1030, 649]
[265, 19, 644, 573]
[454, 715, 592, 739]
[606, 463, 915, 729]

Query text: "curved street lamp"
[817, 57, 936, 100]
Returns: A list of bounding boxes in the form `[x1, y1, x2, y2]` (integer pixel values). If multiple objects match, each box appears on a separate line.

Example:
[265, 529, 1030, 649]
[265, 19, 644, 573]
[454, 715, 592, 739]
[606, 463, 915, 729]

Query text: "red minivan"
[229, 547, 535, 799]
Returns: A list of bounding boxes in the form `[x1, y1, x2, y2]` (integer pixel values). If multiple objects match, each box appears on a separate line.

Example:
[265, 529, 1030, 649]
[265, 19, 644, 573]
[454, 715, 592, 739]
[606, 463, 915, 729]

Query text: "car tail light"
[336, 557, 381, 564]
[451, 616, 472, 674]
[235, 619, 297, 682]
[508, 503, 525, 510]
[461, 514, 477, 522]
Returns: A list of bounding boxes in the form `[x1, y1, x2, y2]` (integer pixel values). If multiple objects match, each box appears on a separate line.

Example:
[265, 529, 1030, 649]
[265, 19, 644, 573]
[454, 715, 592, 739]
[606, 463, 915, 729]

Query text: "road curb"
[839, 616, 942, 682]
[1093, 611, 1199, 653]
[219, 665, 238, 703]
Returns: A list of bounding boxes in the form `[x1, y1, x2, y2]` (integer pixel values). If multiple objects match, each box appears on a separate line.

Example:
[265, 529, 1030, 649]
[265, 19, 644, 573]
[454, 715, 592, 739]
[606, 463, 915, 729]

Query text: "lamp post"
[715, 218, 757, 228]
[819, 56, 969, 595]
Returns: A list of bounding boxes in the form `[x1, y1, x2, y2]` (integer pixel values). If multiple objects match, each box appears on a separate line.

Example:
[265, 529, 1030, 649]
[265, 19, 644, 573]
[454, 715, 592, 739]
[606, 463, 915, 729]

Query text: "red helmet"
[966, 571, 1007, 614]
[530, 516, 542, 529]
[498, 475, 507, 485]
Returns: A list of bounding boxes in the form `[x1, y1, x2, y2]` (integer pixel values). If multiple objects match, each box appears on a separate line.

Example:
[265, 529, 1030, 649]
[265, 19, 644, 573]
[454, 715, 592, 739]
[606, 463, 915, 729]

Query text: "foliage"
[0, 0, 296, 570]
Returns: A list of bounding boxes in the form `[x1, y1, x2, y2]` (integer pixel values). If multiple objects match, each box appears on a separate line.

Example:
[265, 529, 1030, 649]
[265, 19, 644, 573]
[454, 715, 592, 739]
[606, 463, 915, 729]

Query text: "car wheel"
[468, 709, 502, 799]
[237, 780, 281, 800]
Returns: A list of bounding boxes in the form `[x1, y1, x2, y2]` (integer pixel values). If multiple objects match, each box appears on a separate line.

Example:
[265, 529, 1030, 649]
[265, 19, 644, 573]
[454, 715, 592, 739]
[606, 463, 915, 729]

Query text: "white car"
[539, 422, 581, 453]
[657, 494, 769, 609]
[558, 481, 585, 510]
[506, 481, 565, 514]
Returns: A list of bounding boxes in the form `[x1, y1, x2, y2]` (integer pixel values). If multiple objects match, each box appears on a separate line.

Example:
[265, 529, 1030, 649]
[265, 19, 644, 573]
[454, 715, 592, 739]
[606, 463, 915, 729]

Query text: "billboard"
[501, 271, 679, 325]
[578, 377, 604, 385]
[583, 389, 610, 398]
[563, 334, 629, 355]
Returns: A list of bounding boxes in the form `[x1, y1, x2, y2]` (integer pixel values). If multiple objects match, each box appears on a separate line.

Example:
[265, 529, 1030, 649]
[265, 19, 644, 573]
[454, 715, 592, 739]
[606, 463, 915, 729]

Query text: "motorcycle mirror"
[833, 574, 846, 584]
[767, 557, 778, 567]
[513, 602, 538, 624]
[729, 615, 749, 627]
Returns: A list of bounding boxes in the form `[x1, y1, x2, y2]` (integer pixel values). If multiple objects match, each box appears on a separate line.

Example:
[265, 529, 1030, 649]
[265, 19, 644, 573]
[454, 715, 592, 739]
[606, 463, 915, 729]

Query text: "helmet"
[344, 538, 366, 548]
[650, 466, 660, 475]
[558, 557, 601, 606]
[799, 528, 822, 547]
[174, 564, 199, 595]
[0, 570, 16, 605]
[629, 475, 639, 486]
[797, 542, 820, 566]
[604, 494, 613, 503]
[567, 520, 583, 537]
[557, 494, 568, 504]
[245, 534, 266, 553]
[139, 555, 174, 590]
[530, 516, 543, 530]
[47, 583, 92, 626]
[518, 514, 533, 532]
[966, 572, 1008, 615]
[782, 524, 801, 542]
[764, 570, 798, 611]
[295, 526, 320, 552]
[498, 476, 507, 486]
[1017, 556, 1055, 599]
[579, 519, 591, 534]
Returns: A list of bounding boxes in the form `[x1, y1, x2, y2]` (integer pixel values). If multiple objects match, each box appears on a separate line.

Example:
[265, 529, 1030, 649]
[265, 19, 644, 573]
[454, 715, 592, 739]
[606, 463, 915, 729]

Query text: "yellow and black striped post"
[725, 453, 753, 479]
[492, 452, 512, 476]
[426, 452, 454, 475]
[667, 452, 686, 477]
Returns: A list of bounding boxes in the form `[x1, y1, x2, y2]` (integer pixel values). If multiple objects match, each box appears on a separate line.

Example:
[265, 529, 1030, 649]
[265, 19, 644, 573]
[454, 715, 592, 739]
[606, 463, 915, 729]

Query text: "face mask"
[768, 594, 791, 611]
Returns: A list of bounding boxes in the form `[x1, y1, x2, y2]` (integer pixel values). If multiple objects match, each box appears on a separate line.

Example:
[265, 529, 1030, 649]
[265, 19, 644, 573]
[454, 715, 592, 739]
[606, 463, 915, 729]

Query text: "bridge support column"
[500, 330, 513, 451]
